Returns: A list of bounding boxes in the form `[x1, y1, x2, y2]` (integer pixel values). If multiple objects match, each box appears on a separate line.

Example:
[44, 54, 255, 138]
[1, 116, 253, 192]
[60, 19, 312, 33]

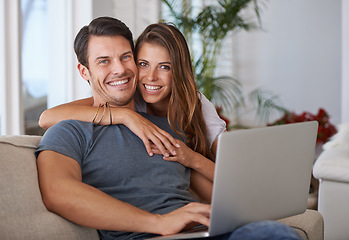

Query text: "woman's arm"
[189, 170, 213, 203]
[161, 138, 220, 203]
[39, 97, 94, 129]
[39, 98, 179, 157]
[161, 139, 217, 181]
[153, 140, 215, 203]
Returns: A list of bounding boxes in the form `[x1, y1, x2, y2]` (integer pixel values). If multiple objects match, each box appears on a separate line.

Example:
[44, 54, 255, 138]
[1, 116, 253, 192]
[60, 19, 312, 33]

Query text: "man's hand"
[154, 202, 211, 236]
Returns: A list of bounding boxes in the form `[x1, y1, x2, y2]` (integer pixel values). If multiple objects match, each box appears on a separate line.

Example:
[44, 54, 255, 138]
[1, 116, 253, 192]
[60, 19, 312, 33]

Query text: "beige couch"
[0, 135, 324, 240]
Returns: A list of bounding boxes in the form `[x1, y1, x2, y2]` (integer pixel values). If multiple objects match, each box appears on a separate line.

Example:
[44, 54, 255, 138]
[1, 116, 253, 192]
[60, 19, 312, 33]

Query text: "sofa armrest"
[0, 135, 99, 240]
[277, 210, 324, 240]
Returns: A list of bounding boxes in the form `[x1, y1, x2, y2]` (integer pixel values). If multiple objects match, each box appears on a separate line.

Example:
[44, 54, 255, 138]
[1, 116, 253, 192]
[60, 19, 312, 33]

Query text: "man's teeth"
[145, 85, 161, 91]
[109, 79, 129, 86]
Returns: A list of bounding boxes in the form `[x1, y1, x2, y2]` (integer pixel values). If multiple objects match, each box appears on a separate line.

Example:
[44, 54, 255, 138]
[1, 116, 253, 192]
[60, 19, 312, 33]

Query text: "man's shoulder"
[37, 120, 95, 161]
[43, 120, 95, 141]
[51, 119, 94, 130]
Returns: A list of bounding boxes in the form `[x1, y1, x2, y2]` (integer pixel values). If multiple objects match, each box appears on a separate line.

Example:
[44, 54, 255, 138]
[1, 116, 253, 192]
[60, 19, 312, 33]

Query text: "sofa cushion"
[0, 135, 99, 240]
[278, 210, 324, 240]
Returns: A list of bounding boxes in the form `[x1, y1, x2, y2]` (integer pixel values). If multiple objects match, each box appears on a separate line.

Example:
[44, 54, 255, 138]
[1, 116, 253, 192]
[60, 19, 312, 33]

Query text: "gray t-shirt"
[36, 113, 196, 240]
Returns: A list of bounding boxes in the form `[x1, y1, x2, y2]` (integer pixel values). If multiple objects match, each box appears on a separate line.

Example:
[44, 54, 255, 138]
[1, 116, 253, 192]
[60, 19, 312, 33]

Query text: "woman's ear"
[77, 63, 90, 82]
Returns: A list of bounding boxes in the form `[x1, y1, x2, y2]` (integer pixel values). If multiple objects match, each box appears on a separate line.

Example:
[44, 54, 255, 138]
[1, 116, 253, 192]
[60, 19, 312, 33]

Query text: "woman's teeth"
[109, 79, 129, 86]
[145, 84, 161, 91]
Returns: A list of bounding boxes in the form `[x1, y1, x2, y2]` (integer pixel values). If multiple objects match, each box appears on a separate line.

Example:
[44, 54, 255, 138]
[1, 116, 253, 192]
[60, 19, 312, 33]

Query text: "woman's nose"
[145, 68, 157, 81]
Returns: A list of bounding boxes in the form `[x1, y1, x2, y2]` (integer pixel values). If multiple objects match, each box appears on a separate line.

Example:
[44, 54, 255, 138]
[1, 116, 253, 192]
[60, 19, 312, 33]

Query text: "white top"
[134, 91, 226, 148]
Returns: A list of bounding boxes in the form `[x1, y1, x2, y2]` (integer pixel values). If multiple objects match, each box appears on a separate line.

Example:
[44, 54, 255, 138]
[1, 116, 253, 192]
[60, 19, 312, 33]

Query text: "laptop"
[147, 121, 318, 239]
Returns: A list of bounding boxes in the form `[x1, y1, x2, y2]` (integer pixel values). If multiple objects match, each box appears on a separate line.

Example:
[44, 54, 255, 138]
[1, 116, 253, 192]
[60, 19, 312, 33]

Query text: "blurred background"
[0, 0, 347, 136]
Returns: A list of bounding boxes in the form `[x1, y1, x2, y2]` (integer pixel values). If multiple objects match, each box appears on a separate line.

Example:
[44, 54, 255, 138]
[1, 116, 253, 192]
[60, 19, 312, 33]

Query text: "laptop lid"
[209, 121, 318, 236]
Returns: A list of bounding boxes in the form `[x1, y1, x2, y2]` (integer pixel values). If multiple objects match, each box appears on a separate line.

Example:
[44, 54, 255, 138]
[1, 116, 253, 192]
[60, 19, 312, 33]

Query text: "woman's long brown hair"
[135, 23, 212, 158]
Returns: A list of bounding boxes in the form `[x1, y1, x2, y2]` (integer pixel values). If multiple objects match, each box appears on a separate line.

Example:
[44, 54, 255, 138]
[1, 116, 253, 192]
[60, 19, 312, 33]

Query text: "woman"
[39, 23, 226, 200]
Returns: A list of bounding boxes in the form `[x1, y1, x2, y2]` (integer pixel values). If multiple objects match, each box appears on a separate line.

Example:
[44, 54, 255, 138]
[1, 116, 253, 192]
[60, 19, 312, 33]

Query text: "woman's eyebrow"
[159, 61, 171, 65]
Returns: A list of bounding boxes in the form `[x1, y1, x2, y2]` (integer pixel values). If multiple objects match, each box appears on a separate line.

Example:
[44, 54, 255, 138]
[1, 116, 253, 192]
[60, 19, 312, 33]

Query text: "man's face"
[79, 35, 138, 108]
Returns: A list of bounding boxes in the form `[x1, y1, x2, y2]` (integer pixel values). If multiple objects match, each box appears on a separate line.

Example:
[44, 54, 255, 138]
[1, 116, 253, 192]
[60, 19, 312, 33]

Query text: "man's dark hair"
[74, 16, 134, 69]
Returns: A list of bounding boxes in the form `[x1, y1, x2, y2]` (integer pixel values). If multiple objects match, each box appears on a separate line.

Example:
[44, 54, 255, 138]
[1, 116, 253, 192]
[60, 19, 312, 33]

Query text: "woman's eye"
[138, 62, 148, 68]
[160, 65, 171, 71]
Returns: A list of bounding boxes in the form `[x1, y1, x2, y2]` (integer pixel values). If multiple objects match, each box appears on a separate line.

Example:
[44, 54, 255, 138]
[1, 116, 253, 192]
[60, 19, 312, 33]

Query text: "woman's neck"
[146, 102, 168, 117]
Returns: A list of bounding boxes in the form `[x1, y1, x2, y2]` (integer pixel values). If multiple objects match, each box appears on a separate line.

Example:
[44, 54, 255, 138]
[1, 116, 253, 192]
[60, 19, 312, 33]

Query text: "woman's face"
[137, 42, 172, 107]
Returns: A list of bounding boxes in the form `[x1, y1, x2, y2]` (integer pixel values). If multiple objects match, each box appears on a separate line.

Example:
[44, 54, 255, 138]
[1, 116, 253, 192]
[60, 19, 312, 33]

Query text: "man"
[36, 17, 302, 240]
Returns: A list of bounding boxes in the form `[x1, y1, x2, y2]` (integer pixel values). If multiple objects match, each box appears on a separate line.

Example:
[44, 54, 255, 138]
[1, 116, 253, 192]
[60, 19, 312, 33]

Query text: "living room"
[1, 0, 348, 239]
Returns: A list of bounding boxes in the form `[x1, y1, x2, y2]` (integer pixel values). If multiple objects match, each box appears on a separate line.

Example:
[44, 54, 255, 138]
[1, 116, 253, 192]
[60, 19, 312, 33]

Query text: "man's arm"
[37, 150, 210, 235]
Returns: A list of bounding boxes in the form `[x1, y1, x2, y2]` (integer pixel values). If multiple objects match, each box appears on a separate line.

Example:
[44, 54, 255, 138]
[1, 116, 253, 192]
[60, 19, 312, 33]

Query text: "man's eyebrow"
[95, 56, 109, 62]
[94, 51, 132, 62]
[122, 51, 133, 56]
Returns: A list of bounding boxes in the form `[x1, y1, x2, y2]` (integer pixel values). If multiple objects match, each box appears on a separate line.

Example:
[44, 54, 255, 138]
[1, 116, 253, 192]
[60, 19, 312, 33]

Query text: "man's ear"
[77, 63, 90, 82]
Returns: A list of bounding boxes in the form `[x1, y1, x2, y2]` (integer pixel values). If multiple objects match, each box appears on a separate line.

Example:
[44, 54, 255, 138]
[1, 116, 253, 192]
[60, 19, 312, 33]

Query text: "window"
[21, 0, 48, 135]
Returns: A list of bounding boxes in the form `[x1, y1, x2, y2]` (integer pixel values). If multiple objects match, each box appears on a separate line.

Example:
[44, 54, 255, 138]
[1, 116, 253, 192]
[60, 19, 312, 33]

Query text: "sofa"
[0, 135, 324, 240]
[313, 123, 349, 240]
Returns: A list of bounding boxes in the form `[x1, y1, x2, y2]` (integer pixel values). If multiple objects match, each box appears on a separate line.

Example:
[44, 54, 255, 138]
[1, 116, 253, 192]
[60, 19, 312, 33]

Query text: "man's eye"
[121, 55, 131, 61]
[99, 60, 108, 64]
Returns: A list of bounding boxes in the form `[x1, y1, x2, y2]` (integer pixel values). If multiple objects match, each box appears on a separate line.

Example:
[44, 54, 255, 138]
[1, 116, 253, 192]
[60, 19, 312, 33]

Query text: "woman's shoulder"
[198, 92, 227, 147]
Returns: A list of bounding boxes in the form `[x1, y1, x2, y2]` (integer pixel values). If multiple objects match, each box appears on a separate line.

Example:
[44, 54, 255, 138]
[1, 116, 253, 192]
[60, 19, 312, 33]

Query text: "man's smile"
[108, 78, 130, 86]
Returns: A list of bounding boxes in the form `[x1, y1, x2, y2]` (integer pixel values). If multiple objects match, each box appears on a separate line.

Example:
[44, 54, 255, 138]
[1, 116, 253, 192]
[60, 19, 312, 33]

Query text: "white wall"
[342, 1, 349, 123]
[233, 0, 342, 126]
[112, 0, 161, 38]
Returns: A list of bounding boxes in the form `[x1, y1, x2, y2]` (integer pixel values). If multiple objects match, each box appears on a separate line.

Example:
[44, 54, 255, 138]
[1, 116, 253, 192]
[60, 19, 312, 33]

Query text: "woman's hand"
[152, 140, 215, 183]
[121, 110, 180, 157]
[161, 141, 198, 168]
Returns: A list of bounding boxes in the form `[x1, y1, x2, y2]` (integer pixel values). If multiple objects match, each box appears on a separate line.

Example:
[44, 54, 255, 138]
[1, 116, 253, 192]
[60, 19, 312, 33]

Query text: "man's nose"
[111, 59, 126, 76]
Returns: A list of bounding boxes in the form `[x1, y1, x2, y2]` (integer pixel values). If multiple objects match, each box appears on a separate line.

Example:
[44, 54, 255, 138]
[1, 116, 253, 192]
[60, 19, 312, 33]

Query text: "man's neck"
[93, 100, 136, 111]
